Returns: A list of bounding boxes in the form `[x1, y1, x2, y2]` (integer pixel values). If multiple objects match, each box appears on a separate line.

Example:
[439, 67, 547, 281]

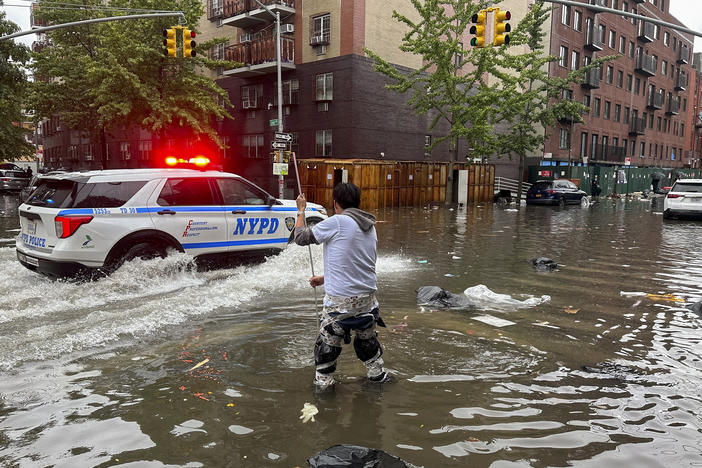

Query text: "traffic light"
[163, 28, 177, 57]
[183, 28, 196, 58]
[470, 10, 487, 48]
[493, 8, 511, 46]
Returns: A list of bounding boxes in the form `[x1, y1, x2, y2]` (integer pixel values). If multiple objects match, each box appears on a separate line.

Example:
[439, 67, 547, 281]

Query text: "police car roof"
[43, 168, 241, 182]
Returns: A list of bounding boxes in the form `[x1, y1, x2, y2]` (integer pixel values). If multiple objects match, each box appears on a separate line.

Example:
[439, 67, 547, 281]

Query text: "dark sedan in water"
[526, 179, 587, 206]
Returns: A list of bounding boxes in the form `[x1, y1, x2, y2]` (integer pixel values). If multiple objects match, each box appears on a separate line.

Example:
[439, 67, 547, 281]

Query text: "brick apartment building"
[544, 0, 696, 169]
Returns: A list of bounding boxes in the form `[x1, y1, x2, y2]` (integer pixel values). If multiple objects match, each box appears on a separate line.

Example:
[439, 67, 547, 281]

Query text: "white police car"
[16, 168, 327, 278]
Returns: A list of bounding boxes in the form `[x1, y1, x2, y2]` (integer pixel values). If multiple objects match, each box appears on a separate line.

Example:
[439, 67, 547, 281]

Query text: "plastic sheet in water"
[463, 284, 550, 311]
[308, 445, 419, 468]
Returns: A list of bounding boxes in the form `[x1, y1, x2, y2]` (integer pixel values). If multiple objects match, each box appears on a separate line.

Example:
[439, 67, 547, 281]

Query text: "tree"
[28, 0, 237, 168]
[365, 0, 614, 204]
[0, 1, 33, 160]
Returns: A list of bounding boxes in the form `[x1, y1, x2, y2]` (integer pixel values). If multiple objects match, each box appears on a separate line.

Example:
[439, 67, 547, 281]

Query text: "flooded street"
[1, 193, 701, 467]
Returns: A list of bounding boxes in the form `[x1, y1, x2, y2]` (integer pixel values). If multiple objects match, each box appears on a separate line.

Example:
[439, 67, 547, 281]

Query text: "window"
[640, 141, 645, 158]
[138, 140, 152, 160]
[273, 79, 300, 106]
[316, 129, 332, 156]
[598, 24, 606, 44]
[73, 181, 147, 208]
[609, 30, 616, 48]
[604, 100, 611, 119]
[630, 139, 636, 157]
[594, 97, 601, 117]
[312, 13, 331, 43]
[628, 41, 635, 58]
[662, 60, 667, 75]
[559, 128, 570, 149]
[634, 77, 640, 94]
[243, 134, 264, 158]
[606, 65, 613, 84]
[649, 113, 654, 129]
[624, 106, 630, 123]
[657, 116, 662, 131]
[619, 35, 625, 53]
[613, 137, 619, 149]
[626, 74, 633, 91]
[683, 98, 687, 111]
[571, 50, 580, 70]
[157, 178, 215, 206]
[664, 31, 670, 46]
[591, 134, 598, 159]
[216, 178, 270, 205]
[653, 25, 660, 40]
[316, 72, 333, 101]
[580, 132, 588, 157]
[559, 45, 568, 67]
[119, 142, 131, 160]
[584, 94, 591, 112]
[561, 5, 571, 26]
[614, 104, 621, 122]
[616, 70, 623, 88]
[84, 144, 94, 161]
[241, 84, 263, 109]
[574, 10, 582, 31]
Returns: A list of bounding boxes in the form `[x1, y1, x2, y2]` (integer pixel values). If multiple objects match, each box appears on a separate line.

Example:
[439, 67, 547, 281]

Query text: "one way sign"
[275, 132, 292, 142]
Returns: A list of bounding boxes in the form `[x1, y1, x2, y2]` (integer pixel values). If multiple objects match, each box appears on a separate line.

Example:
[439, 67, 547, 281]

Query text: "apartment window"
[649, 113, 654, 129]
[559, 45, 568, 67]
[316, 129, 332, 156]
[624, 106, 630, 123]
[626, 74, 633, 91]
[613, 137, 619, 149]
[561, 5, 571, 26]
[673, 37, 677, 51]
[630, 139, 636, 157]
[316, 72, 333, 101]
[243, 134, 264, 158]
[683, 98, 687, 111]
[640, 141, 646, 158]
[83, 144, 94, 161]
[312, 13, 331, 43]
[602, 136, 609, 157]
[241, 84, 263, 109]
[580, 132, 588, 158]
[273, 79, 300, 106]
[594, 97, 601, 117]
[614, 104, 621, 122]
[634, 77, 641, 94]
[571, 50, 580, 70]
[606, 65, 613, 84]
[628, 41, 635, 58]
[608, 30, 616, 49]
[623, 139, 628, 154]
[584, 94, 591, 112]
[619, 35, 625, 54]
[664, 31, 670, 46]
[119, 142, 131, 160]
[604, 100, 611, 119]
[598, 24, 606, 44]
[657, 116, 662, 131]
[138, 140, 152, 160]
[290, 132, 300, 155]
[591, 134, 598, 159]
[662, 60, 667, 75]
[612, 0, 618, 8]
[653, 25, 660, 40]
[559, 128, 570, 149]
[574, 10, 582, 31]
[647, 83, 655, 98]
[616, 70, 623, 88]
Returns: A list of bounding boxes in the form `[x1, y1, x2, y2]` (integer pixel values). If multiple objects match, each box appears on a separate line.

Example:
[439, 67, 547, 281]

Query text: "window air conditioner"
[281, 24, 294, 34]
[240, 34, 253, 43]
[310, 35, 323, 46]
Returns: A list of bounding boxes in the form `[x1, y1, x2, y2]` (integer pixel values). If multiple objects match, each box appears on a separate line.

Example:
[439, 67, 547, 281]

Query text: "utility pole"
[255, 0, 285, 199]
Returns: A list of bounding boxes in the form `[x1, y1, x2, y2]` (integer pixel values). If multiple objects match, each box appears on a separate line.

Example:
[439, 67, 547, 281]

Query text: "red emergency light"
[164, 156, 211, 168]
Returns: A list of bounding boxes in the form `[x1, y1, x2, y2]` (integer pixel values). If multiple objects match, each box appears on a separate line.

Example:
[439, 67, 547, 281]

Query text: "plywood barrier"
[295, 159, 494, 210]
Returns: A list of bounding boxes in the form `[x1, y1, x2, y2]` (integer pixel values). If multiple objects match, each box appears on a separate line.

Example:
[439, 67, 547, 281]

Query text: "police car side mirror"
[267, 195, 276, 206]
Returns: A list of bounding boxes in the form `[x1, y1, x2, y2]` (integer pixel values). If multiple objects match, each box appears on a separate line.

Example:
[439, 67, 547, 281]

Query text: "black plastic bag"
[416, 286, 473, 309]
[308, 445, 418, 468]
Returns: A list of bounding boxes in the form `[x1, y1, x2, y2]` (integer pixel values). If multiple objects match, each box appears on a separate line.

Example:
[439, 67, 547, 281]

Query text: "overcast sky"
[3, 0, 702, 50]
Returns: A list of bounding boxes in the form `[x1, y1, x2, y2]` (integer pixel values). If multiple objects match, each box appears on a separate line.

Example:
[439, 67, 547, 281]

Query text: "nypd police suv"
[16, 168, 327, 278]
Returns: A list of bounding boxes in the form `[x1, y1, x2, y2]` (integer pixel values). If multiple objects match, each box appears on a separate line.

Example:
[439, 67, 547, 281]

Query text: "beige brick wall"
[299, 0, 341, 63]
[365, 0, 422, 69]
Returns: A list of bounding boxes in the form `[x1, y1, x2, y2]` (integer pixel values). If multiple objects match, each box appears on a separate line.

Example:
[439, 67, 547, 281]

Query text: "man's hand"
[296, 193, 307, 212]
[309, 275, 324, 287]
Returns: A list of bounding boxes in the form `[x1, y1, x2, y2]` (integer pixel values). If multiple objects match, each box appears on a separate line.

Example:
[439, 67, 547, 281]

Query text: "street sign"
[271, 141, 287, 149]
[273, 163, 289, 176]
[269, 119, 278, 127]
[624, 157, 631, 166]
[275, 132, 292, 142]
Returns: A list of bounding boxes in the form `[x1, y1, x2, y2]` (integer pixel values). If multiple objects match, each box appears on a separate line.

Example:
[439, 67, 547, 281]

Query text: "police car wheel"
[118, 242, 166, 267]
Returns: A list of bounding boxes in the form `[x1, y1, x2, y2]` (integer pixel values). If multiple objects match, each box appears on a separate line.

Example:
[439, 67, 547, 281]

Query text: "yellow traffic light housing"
[493, 8, 511, 46]
[183, 28, 196, 58]
[163, 27, 177, 57]
[470, 10, 487, 48]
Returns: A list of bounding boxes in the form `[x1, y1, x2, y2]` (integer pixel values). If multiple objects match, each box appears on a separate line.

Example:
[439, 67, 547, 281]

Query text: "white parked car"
[16, 168, 327, 278]
[663, 179, 702, 220]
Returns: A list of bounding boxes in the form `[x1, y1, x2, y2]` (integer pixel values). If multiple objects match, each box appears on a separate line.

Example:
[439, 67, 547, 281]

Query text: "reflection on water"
[0, 195, 701, 467]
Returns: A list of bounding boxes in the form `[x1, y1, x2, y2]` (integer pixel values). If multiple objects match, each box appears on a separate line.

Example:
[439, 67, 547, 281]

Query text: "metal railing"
[494, 177, 532, 200]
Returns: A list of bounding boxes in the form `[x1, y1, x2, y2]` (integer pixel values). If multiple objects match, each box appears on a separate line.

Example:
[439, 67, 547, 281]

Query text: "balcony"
[223, 35, 295, 77]
[629, 117, 645, 135]
[666, 98, 680, 115]
[581, 68, 600, 89]
[596, 145, 627, 163]
[31, 40, 51, 53]
[675, 71, 687, 91]
[584, 24, 603, 51]
[637, 21, 655, 43]
[221, 0, 295, 29]
[647, 92, 664, 110]
[678, 46, 690, 64]
[635, 54, 656, 77]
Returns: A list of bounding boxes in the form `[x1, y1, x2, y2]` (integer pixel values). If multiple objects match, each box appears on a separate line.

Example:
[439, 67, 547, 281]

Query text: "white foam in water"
[0, 245, 411, 371]
[463, 284, 550, 311]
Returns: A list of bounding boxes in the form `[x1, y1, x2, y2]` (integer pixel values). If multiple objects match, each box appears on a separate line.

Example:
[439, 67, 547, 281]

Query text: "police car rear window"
[26, 179, 77, 207]
[72, 181, 148, 208]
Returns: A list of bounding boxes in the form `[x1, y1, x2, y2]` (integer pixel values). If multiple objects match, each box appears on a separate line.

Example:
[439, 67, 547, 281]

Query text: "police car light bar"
[165, 156, 211, 167]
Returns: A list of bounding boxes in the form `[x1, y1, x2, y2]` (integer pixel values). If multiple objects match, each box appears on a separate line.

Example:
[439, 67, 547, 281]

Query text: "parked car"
[526, 179, 587, 207]
[0, 162, 24, 171]
[16, 167, 328, 278]
[663, 179, 702, 220]
[0, 169, 30, 192]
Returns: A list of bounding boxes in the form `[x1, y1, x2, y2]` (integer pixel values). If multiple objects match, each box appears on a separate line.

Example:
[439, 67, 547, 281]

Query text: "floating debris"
[187, 358, 210, 372]
[300, 402, 319, 423]
[563, 307, 579, 314]
[471, 315, 516, 328]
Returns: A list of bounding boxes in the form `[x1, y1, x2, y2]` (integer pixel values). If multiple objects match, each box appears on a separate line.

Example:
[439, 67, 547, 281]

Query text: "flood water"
[1, 193, 701, 467]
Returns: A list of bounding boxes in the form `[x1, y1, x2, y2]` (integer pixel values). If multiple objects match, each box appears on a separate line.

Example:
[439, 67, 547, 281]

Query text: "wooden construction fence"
[295, 159, 494, 211]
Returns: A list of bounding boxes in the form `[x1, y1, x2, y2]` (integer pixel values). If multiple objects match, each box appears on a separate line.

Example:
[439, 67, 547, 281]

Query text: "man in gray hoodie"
[294, 182, 388, 389]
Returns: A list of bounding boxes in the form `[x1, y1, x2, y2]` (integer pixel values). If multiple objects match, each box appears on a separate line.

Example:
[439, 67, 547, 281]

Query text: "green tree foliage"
[0, 1, 33, 160]
[28, 0, 237, 166]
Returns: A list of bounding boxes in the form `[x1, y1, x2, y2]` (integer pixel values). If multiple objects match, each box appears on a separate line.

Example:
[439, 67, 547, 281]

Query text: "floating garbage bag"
[308, 445, 418, 468]
[463, 284, 550, 311]
[687, 301, 702, 316]
[530, 257, 558, 271]
[416, 286, 473, 309]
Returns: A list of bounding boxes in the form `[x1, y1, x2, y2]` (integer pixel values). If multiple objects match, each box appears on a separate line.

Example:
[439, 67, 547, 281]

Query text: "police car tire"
[122, 242, 165, 263]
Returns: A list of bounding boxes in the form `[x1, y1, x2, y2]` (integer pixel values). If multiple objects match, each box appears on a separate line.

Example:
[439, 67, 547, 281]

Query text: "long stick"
[291, 153, 319, 327]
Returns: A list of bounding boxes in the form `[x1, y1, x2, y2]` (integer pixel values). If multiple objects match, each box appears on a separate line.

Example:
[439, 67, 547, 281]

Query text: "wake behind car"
[16, 168, 327, 278]
[526, 179, 587, 207]
[663, 179, 702, 220]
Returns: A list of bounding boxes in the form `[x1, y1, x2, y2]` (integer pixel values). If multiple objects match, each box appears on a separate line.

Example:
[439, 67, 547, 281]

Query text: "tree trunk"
[516, 153, 525, 209]
[98, 129, 107, 170]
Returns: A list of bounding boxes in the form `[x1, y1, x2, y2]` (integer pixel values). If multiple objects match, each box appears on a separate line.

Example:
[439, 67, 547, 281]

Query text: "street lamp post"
[254, 0, 285, 199]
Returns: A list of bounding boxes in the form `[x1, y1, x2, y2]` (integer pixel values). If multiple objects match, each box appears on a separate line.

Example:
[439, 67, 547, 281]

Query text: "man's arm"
[293, 193, 317, 246]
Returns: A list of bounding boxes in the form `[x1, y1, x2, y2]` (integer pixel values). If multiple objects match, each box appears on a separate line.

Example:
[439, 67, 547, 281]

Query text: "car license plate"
[17, 252, 39, 266]
[535, 194, 542, 198]
[27, 219, 36, 235]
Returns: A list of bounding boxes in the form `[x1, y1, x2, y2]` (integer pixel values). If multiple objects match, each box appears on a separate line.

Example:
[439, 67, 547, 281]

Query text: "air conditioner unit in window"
[242, 100, 256, 109]
[310, 35, 324, 46]
[280, 24, 294, 34]
[240, 34, 253, 43]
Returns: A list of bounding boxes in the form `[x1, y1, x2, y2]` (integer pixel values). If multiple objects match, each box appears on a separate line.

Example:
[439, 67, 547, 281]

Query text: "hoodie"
[339, 207, 376, 232]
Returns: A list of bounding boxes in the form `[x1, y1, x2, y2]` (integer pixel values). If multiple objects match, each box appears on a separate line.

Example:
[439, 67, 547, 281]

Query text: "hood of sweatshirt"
[340, 207, 376, 232]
